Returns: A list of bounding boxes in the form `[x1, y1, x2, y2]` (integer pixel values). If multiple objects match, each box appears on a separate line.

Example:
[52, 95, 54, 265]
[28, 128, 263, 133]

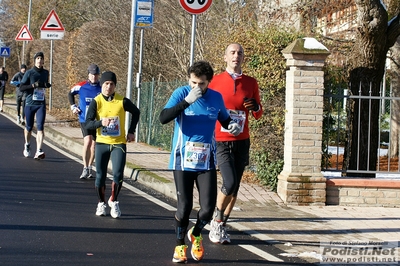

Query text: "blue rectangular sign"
[0, 47, 10, 58]
[134, 0, 154, 28]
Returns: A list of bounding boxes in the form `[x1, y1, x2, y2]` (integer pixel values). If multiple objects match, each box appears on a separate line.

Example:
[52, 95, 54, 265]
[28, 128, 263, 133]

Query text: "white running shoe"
[17, 116, 21, 124]
[108, 199, 121, 218]
[87, 167, 94, 178]
[80, 168, 89, 179]
[220, 223, 231, 244]
[209, 219, 231, 244]
[96, 202, 107, 216]
[34, 150, 45, 160]
[208, 219, 221, 243]
[23, 143, 31, 157]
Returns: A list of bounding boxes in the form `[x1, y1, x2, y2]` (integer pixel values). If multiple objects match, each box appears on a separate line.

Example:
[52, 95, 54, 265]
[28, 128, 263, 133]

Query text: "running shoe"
[172, 245, 188, 263]
[96, 202, 107, 216]
[187, 226, 204, 261]
[34, 149, 45, 160]
[220, 223, 231, 244]
[108, 198, 121, 218]
[17, 116, 21, 124]
[23, 143, 31, 157]
[87, 167, 94, 178]
[80, 167, 89, 179]
[208, 219, 221, 243]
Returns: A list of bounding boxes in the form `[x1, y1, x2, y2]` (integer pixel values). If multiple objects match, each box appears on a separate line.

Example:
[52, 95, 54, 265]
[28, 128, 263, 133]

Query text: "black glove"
[45, 82, 51, 88]
[243, 98, 259, 111]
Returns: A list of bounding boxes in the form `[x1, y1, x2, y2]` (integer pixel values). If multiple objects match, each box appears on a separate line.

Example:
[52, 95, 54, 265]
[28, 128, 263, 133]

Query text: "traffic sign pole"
[179, 0, 212, 66]
[126, 0, 137, 137]
[40, 9, 65, 111]
[190, 15, 196, 66]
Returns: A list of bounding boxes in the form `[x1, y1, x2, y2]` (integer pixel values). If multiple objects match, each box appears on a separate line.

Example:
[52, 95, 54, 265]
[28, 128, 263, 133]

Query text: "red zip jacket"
[209, 71, 263, 141]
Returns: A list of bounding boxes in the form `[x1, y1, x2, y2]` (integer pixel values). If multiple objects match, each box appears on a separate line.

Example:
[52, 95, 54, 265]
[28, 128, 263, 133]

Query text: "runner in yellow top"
[85, 71, 140, 218]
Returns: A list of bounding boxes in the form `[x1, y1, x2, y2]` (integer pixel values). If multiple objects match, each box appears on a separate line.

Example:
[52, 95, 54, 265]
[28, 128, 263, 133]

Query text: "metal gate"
[322, 82, 400, 178]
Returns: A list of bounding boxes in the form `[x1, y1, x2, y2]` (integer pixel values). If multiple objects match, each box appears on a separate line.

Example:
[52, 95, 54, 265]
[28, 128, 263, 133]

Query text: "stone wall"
[326, 179, 400, 207]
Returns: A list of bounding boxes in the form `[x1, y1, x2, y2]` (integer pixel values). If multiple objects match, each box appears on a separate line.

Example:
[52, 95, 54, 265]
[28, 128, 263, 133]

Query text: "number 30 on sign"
[179, 0, 213, 15]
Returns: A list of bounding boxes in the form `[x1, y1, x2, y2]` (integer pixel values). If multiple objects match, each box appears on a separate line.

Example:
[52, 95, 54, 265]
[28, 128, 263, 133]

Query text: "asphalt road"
[0, 114, 314, 266]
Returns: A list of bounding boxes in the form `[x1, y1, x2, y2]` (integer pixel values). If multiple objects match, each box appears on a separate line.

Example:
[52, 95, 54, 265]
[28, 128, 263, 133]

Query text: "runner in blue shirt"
[68, 64, 101, 179]
[159, 60, 240, 263]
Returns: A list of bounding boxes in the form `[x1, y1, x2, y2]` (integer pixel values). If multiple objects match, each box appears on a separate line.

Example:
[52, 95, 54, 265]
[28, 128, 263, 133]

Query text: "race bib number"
[32, 88, 45, 101]
[221, 110, 245, 133]
[183, 141, 210, 170]
[101, 116, 121, 137]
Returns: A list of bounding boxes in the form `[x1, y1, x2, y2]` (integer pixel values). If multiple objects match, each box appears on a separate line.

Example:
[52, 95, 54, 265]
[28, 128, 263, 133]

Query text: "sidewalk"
[3, 98, 400, 263]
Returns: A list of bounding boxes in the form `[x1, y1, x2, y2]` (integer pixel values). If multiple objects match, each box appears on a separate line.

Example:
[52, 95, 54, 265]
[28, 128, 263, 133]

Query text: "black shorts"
[216, 139, 250, 168]
[0, 86, 4, 100]
[80, 122, 96, 139]
[216, 139, 250, 196]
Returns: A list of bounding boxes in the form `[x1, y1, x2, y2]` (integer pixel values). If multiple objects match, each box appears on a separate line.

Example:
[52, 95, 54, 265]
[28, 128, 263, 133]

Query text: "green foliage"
[252, 150, 284, 191]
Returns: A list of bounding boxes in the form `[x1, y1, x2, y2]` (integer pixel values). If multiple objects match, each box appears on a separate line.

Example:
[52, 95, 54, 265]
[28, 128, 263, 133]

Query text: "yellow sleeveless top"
[94, 93, 126, 144]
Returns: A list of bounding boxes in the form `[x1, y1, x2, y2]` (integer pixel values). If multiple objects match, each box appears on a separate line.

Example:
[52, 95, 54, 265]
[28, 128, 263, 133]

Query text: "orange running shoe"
[187, 227, 204, 261]
[172, 245, 188, 263]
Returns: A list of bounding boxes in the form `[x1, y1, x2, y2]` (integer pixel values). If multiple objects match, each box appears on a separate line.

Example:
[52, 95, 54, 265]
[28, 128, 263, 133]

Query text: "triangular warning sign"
[40, 10, 65, 31]
[15, 24, 34, 41]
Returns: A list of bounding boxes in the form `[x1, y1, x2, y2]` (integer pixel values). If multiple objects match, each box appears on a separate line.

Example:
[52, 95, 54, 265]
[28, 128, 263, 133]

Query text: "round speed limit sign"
[179, 0, 213, 15]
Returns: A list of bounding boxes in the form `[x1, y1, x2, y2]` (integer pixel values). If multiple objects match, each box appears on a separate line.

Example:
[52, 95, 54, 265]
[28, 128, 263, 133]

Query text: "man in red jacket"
[208, 43, 263, 244]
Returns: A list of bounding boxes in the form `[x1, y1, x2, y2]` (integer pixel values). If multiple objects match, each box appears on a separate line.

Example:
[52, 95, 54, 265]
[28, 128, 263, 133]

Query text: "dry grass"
[241, 171, 261, 185]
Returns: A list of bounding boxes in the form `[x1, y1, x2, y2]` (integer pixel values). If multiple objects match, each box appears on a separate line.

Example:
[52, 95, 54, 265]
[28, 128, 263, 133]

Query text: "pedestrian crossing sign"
[0, 47, 10, 58]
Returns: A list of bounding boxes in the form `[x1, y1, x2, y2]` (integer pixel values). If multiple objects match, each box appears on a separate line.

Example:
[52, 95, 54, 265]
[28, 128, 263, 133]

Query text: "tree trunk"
[344, 0, 396, 177]
[390, 39, 400, 157]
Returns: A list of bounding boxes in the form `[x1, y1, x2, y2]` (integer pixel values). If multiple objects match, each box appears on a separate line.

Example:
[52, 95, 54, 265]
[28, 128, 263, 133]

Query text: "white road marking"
[122, 181, 176, 211]
[239, 244, 284, 262]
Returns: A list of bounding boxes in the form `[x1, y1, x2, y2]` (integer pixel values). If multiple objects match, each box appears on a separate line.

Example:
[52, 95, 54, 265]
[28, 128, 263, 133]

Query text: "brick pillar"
[277, 38, 330, 206]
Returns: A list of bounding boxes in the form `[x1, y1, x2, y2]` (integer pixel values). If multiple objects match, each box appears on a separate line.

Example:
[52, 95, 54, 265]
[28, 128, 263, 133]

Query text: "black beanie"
[100, 71, 117, 86]
[21, 64, 27, 69]
[34, 52, 44, 60]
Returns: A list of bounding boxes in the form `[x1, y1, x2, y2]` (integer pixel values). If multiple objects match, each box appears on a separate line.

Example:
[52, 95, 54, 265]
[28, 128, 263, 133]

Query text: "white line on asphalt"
[229, 222, 278, 242]
[239, 244, 284, 262]
[122, 181, 176, 211]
